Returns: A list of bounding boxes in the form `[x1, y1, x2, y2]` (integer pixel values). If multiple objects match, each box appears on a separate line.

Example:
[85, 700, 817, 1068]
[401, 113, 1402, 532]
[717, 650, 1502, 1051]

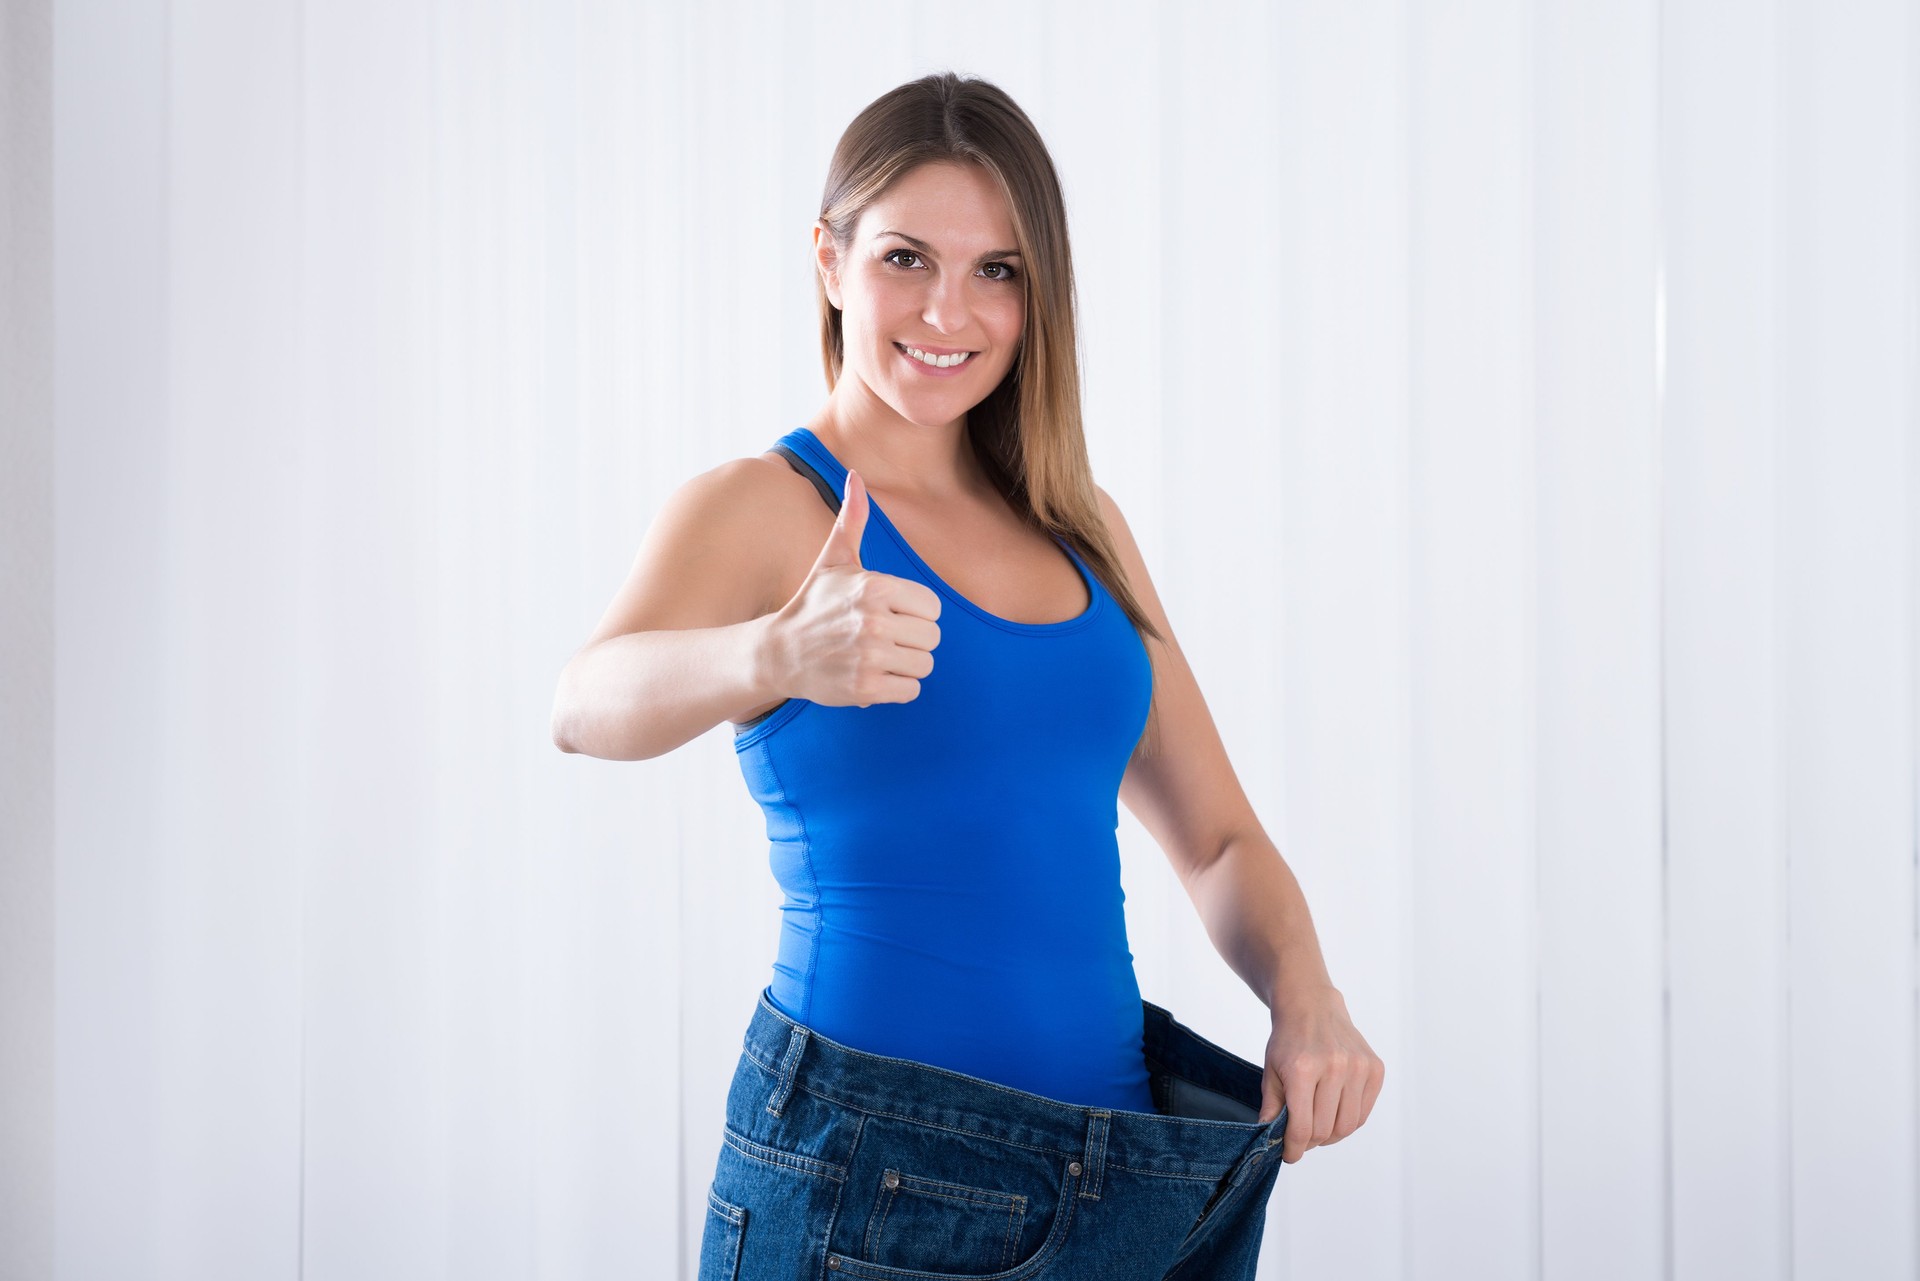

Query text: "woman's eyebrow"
[876, 230, 1022, 260]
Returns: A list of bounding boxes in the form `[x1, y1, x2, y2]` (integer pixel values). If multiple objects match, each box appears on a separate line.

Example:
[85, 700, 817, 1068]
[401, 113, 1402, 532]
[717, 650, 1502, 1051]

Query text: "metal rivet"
[827, 1259, 840, 1271]
[1068, 1160, 1083, 1176]
[884, 1171, 899, 1189]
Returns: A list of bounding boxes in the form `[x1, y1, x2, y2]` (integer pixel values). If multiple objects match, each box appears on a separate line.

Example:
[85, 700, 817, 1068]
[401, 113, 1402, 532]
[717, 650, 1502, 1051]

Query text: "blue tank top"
[733, 426, 1157, 1112]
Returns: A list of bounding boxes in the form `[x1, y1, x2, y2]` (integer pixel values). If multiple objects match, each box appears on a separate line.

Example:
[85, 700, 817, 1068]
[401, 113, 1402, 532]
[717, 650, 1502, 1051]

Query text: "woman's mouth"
[895, 342, 976, 376]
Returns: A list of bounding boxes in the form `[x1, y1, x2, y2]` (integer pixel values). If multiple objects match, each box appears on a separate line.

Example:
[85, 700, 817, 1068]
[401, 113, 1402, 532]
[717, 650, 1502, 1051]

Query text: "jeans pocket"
[827, 1126, 1082, 1281]
[698, 1188, 747, 1281]
[865, 1167, 1029, 1271]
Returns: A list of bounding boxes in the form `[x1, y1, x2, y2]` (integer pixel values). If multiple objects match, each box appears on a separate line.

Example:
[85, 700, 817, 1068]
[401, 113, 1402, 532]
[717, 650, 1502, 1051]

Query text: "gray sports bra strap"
[772, 444, 841, 515]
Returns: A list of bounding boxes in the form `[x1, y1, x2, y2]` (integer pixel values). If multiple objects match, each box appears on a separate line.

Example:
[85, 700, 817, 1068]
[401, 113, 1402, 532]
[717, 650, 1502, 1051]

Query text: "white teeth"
[903, 345, 972, 368]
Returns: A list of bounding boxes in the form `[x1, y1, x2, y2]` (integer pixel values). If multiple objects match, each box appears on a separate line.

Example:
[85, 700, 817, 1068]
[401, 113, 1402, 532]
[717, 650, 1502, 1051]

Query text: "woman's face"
[816, 161, 1027, 427]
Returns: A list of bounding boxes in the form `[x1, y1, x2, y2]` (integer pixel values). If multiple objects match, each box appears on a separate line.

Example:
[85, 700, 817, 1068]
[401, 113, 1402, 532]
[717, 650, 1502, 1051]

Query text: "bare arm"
[1095, 482, 1382, 1155]
[551, 457, 796, 761]
[1092, 483, 1334, 1007]
[554, 457, 937, 761]
[552, 615, 787, 761]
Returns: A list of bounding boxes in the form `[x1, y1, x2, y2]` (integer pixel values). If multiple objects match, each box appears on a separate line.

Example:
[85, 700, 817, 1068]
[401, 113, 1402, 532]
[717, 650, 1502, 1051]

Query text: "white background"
[2, 0, 1916, 1278]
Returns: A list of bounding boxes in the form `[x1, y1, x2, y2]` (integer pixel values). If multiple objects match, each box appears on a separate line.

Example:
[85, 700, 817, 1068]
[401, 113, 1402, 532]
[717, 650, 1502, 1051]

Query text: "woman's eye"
[882, 249, 1020, 283]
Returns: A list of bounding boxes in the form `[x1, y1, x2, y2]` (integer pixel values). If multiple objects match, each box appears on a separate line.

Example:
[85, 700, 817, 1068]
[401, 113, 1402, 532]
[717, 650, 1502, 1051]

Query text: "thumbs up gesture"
[767, 469, 942, 709]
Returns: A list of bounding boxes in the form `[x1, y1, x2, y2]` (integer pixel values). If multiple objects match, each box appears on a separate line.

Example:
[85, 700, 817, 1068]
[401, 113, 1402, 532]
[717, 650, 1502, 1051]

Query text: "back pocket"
[699, 1188, 746, 1281]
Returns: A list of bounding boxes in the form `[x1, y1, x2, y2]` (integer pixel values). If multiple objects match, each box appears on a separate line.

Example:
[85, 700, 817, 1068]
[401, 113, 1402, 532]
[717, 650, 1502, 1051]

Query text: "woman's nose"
[920, 275, 972, 336]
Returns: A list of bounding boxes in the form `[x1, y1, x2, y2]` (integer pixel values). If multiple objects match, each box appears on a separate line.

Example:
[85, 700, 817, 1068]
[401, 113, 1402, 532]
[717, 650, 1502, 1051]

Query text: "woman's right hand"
[765, 468, 942, 709]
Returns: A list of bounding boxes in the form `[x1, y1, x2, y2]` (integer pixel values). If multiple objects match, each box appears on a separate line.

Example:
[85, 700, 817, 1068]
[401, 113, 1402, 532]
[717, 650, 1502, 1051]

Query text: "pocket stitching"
[886, 1170, 1030, 1210]
[702, 1190, 747, 1281]
[829, 1157, 1079, 1281]
[722, 1121, 848, 1184]
[865, 1169, 1029, 1270]
[706, 1187, 746, 1225]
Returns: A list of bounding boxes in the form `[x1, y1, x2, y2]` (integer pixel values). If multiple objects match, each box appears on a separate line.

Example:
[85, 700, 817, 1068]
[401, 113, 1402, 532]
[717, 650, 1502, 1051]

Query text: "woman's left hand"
[1258, 985, 1384, 1164]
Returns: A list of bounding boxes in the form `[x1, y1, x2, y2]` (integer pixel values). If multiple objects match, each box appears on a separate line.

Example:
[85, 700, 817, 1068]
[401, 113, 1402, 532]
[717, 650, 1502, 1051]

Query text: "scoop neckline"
[786, 426, 1104, 636]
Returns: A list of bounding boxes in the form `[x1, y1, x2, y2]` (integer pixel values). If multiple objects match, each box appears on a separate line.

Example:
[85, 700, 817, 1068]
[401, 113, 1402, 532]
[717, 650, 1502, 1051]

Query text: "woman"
[553, 72, 1383, 1280]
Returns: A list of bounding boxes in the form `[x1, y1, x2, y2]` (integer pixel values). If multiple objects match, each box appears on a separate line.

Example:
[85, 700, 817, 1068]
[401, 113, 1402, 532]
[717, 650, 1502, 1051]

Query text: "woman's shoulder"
[687, 445, 840, 602]
[675, 445, 830, 518]
[711, 447, 839, 527]
[575, 446, 835, 652]
[686, 437, 838, 518]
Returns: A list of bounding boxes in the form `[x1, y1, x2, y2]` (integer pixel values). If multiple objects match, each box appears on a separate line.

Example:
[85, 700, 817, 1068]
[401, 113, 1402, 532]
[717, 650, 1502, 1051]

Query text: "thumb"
[811, 467, 868, 572]
[1258, 1071, 1286, 1128]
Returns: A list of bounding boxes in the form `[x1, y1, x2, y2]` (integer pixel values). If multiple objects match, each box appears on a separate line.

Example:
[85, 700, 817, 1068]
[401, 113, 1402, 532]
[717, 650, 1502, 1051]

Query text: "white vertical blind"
[7, 1, 1912, 1278]
[1665, 5, 1790, 1279]
[1406, 3, 1540, 1275]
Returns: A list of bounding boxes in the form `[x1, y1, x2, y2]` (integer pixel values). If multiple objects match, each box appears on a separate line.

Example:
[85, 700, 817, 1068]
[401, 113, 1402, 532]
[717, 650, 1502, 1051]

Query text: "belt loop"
[1078, 1109, 1111, 1200]
[765, 1025, 809, 1117]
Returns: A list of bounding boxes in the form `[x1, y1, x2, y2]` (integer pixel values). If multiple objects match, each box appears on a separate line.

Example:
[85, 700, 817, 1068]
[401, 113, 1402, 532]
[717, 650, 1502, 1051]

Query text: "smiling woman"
[550, 67, 1377, 1281]
[813, 160, 1041, 448]
[691, 73, 1302, 1281]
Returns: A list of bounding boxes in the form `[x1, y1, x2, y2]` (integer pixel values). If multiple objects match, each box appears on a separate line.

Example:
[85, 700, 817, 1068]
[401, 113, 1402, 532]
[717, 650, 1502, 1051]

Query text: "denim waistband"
[740, 985, 1289, 1183]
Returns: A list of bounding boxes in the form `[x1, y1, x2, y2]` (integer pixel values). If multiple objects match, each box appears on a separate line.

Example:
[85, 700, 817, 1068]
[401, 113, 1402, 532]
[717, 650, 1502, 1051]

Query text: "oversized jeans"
[699, 985, 1289, 1280]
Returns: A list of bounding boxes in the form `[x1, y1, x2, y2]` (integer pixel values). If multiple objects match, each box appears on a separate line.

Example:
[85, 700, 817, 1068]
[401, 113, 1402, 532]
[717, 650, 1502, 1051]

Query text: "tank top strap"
[772, 428, 844, 516]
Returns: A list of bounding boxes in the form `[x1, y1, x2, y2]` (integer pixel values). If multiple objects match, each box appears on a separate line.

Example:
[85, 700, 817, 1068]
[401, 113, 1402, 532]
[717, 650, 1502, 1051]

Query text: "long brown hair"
[814, 71, 1170, 758]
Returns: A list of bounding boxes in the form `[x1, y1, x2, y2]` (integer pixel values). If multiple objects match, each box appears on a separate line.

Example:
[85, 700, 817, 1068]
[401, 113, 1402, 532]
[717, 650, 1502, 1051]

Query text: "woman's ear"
[813, 222, 843, 311]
